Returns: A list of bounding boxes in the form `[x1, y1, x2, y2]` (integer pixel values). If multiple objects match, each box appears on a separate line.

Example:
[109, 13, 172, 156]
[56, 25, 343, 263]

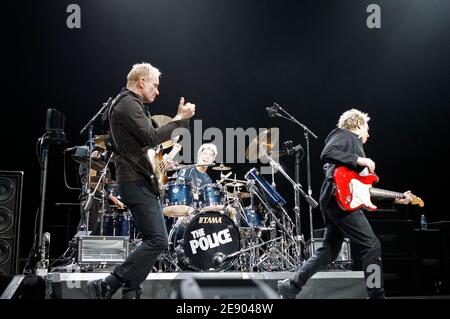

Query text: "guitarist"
[278, 109, 412, 299]
[87, 62, 195, 299]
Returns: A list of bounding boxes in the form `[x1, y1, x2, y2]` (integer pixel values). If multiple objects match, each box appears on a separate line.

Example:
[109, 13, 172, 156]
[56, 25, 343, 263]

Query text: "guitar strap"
[107, 91, 160, 194]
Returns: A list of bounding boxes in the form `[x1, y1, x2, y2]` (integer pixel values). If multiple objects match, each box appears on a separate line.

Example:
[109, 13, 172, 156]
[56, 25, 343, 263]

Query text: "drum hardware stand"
[213, 236, 283, 269]
[246, 182, 297, 270]
[83, 153, 114, 235]
[246, 182, 296, 247]
[267, 103, 319, 254]
[265, 154, 317, 264]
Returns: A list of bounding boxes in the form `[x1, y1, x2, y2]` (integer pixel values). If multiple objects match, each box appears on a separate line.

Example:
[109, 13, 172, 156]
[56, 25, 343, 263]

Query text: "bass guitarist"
[87, 62, 195, 299]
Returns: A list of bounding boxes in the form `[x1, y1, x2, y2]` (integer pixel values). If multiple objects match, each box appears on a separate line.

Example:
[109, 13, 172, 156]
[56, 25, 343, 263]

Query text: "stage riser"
[46, 271, 367, 299]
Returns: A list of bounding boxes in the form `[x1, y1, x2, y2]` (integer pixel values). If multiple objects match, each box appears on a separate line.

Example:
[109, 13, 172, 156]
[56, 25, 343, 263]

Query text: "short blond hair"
[337, 109, 370, 130]
[126, 62, 161, 88]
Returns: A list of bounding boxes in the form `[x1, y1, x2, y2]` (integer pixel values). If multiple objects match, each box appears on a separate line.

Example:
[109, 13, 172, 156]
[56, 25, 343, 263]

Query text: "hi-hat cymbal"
[72, 155, 106, 171]
[212, 164, 232, 171]
[245, 128, 281, 161]
[151, 115, 178, 149]
[227, 191, 250, 199]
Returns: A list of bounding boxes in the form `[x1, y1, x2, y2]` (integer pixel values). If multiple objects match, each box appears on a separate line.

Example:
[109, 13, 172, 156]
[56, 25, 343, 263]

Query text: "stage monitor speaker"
[0, 171, 23, 276]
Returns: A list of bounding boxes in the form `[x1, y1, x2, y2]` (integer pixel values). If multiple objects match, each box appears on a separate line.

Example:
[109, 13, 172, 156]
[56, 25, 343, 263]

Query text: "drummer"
[173, 143, 217, 188]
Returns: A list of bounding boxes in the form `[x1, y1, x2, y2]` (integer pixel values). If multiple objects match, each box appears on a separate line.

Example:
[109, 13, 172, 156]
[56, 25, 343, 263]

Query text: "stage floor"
[44, 270, 368, 299]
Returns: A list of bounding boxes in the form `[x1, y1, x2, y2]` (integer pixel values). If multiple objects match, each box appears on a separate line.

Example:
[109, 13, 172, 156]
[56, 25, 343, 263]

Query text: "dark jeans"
[111, 180, 168, 292]
[293, 199, 385, 299]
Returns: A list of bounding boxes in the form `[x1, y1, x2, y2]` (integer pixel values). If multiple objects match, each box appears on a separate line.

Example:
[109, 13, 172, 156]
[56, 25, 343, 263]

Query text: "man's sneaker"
[277, 279, 300, 299]
[87, 279, 120, 299]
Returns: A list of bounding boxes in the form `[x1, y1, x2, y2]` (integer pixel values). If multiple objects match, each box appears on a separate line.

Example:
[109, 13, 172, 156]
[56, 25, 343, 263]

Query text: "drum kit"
[154, 129, 303, 272]
[67, 113, 311, 273]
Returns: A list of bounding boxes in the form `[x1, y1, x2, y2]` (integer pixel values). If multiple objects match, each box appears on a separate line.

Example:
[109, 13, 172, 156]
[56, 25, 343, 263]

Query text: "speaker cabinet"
[0, 171, 23, 275]
[368, 219, 414, 257]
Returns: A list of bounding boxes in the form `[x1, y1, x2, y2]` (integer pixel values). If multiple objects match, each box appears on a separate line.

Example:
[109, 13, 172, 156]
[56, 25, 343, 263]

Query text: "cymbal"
[151, 114, 172, 127]
[245, 128, 281, 161]
[94, 135, 109, 151]
[225, 182, 245, 188]
[212, 164, 232, 171]
[223, 177, 246, 183]
[227, 192, 250, 199]
[151, 115, 177, 149]
[72, 155, 106, 171]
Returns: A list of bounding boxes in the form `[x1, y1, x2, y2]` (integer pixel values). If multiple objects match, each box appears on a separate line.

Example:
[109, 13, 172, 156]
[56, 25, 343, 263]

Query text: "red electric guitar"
[333, 166, 424, 212]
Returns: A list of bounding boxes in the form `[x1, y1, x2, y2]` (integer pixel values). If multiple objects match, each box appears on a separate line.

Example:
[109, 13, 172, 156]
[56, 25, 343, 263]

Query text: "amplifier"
[428, 221, 450, 259]
[368, 219, 414, 256]
[77, 236, 129, 264]
[305, 238, 352, 264]
[382, 256, 418, 296]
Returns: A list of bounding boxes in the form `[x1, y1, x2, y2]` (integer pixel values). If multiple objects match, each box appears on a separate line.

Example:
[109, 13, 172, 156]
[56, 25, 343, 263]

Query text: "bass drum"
[168, 210, 240, 271]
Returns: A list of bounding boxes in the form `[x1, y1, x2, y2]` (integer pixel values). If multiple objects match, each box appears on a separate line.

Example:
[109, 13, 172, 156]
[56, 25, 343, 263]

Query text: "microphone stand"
[270, 103, 319, 247]
[79, 98, 112, 234]
[265, 154, 318, 262]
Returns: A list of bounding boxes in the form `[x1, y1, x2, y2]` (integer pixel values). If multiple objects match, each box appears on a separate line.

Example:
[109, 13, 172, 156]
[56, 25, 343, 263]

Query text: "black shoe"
[122, 289, 142, 299]
[277, 279, 300, 299]
[87, 279, 120, 299]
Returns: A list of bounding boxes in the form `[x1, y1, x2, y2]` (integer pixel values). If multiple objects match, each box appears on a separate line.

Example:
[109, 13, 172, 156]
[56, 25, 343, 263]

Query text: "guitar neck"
[369, 187, 404, 200]
[166, 145, 181, 161]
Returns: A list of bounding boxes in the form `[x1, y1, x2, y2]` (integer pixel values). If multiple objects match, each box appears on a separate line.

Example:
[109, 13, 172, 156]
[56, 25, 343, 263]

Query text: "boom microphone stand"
[267, 103, 319, 245]
[79, 98, 112, 234]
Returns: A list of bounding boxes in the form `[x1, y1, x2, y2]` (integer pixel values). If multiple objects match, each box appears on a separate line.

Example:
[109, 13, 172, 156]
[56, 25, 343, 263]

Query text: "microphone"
[265, 107, 276, 117]
[266, 103, 281, 117]
[272, 102, 281, 111]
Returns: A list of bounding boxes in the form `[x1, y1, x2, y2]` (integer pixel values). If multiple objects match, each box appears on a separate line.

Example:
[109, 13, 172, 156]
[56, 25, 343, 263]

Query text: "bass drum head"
[170, 210, 240, 271]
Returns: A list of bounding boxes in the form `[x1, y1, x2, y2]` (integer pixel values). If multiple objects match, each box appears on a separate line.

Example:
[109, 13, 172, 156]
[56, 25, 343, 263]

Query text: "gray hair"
[197, 143, 218, 160]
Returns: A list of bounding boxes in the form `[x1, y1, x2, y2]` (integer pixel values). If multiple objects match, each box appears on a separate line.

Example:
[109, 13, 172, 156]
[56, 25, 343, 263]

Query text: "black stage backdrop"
[2, 0, 449, 267]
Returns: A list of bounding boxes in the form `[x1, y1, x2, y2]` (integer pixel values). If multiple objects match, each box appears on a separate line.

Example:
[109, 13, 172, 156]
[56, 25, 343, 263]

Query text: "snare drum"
[168, 210, 241, 271]
[198, 183, 226, 212]
[162, 181, 196, 217]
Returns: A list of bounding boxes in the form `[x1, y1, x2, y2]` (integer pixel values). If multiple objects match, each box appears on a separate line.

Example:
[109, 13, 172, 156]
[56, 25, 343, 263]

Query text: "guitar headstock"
[411, 194, 424, 207]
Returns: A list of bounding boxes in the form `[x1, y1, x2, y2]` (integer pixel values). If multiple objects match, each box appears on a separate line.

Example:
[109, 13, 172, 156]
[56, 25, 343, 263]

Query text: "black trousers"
[293, 199, 385, 299]
[111, 180, 168, 292]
